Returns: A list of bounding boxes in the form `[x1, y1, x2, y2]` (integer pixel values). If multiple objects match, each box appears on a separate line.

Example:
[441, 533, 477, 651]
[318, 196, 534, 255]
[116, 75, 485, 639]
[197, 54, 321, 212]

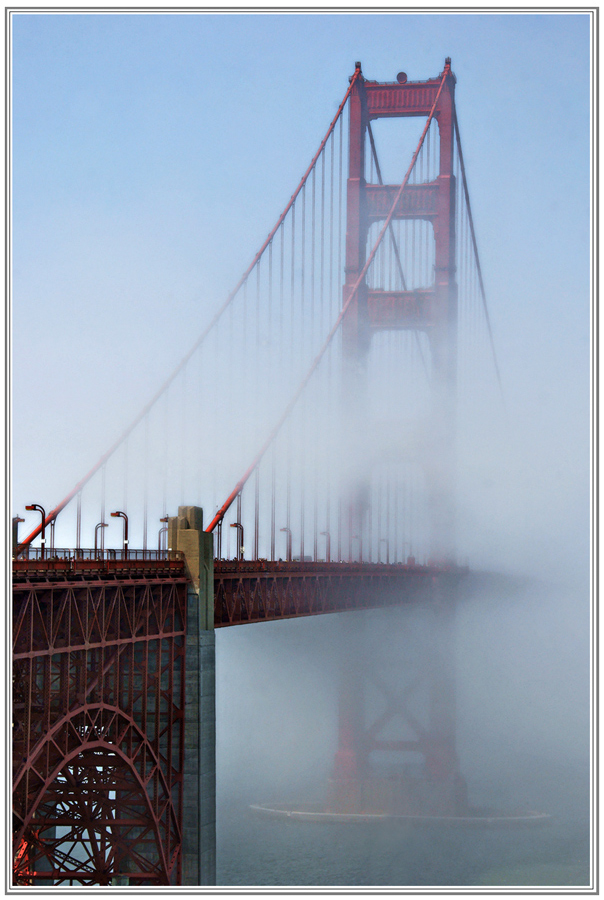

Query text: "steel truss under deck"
[213, 559, 466, 627]
[12, 558, 188, 886]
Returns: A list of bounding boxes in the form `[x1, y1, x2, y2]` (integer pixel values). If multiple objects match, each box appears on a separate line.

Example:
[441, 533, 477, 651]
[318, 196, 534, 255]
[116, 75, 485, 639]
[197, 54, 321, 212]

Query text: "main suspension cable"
[206, 69, 449, 533]
[16, 67, 362, 554]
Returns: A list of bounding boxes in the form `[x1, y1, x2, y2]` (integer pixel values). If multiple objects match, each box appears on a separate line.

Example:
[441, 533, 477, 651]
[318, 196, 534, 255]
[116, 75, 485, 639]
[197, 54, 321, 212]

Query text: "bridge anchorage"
[13, 59, 541, 886]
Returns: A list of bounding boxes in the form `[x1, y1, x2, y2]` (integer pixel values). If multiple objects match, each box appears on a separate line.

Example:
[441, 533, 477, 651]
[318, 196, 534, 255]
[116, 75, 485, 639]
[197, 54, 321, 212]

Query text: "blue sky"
[11, 11, 591, 579]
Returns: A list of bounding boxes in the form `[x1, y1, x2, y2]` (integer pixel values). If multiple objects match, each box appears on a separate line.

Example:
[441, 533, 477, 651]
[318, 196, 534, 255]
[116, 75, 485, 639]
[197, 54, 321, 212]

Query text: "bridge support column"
[168, 507, 216, 886]
[328, 579, 467, 819]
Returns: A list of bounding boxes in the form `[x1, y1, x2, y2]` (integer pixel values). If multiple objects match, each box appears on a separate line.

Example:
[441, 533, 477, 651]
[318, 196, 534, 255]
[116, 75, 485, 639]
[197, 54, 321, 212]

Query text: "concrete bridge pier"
[168, 507, 216, 886]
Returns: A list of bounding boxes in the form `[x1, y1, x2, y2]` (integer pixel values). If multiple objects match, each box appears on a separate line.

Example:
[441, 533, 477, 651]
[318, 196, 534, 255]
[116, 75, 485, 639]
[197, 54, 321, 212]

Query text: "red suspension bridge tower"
[329, 59, 466, 818]
[342, 59, 457, 562]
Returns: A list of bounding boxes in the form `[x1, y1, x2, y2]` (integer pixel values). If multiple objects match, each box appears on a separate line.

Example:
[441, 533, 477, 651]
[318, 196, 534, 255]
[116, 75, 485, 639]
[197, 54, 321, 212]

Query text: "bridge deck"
[13, 553, 467, 627]
[213, 559, 466, 626]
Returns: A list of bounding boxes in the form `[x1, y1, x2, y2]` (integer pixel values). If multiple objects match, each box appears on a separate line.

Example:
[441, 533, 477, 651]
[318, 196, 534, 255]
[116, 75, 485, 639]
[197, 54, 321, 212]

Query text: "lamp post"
[25, 504, 45, 559]
[379, 538, 390, 565]
[94, 522, 107, 557]
[280, 527, 292, 562]
[12, 516, 24, 557]
[159, 516, 169, 554]
[110, 511, 129, 556]
[230, 522, 244, 561]
[320, 530, 331, 563]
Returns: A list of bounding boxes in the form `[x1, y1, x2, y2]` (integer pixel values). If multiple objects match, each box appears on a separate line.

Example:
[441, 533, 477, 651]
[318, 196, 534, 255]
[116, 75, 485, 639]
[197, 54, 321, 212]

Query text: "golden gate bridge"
[13, 59, 506, 885]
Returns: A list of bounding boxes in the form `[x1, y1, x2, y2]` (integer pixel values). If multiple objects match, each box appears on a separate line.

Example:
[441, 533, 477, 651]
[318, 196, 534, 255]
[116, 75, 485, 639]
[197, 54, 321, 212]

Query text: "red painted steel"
[366, 182, 440, 222]
[367, 288, 434, 330]
[331, 59, 464, 817]
[13, 558, 188, 885]
[328, 580, 468, 819]
[341, 58, 456, 558]
[213, 558, 466, 627]
[12, 548, 465, 883]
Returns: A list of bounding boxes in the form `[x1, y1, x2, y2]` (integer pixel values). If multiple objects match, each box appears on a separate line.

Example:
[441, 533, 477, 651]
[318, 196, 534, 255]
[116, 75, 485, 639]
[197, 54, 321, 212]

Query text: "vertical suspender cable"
[311, 166, 316, 327]
[300, 393, 305, 562]
[300, 186, 306, 370]
[280, 221, 285, 372]
[290, 202, 296, 363]
[320, 148, 325, 336]
[100, 463, 106, 553]
[76, 490, 81, 551]
[162, 390, 168, 520]
[143, 413, 148, 552]
[236, 491, 242, 560]
[268, 240, 273, 344]
[254, 466, 259, 560]
[377, 463, 383, 560]
[338, 113, 344, 322]
[313, 414, 318, 561]
[394, 461, 399, 563]
[367, 469, 373, 562]
[242, 279, 248, 370]
[270, 444, 276, 561]
[256, 260, 261, 450]
[330, 131, 335, 325]
[286, 419, 291, 558]
[123, 437, 128, 514]
[180, 367, 186, 507]
[453, 110, 505, 408]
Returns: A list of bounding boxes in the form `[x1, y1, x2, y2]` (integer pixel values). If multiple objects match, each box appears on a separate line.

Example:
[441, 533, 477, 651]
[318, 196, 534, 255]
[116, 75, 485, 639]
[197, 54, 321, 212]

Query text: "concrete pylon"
[168, 506, 216, 885]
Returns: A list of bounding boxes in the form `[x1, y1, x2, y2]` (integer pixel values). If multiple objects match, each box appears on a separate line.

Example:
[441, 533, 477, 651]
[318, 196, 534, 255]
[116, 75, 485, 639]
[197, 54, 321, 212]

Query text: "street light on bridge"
[12, 516, 24, 557]
[49, 516, 57, 554]
[230, 522, 244, 561]
[320, 530, 331, 563]
[94, 522, 107, 557]
[110, 511, 129, 556]
[280, 527, 292, 563]
[379, 538, 390, 565]
[25, 504, 45, 559]
[159, 516, 169, 554]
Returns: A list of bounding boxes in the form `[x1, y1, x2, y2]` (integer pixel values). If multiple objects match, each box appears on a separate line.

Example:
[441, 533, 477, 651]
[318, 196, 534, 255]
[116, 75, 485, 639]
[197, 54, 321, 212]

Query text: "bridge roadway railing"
[213, 558, 468, 627]
[13, 550, 468, 626]
[12, 548, 187, 580]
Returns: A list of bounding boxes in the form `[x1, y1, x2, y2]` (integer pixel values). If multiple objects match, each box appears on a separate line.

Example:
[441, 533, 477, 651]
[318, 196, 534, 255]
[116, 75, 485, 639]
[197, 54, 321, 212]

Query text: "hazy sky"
[11, 11, 591, 581]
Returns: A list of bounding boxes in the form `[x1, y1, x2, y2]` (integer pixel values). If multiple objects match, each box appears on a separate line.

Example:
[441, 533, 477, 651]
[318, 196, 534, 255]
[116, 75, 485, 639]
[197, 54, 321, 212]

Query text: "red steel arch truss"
[12, 560, 188, 886]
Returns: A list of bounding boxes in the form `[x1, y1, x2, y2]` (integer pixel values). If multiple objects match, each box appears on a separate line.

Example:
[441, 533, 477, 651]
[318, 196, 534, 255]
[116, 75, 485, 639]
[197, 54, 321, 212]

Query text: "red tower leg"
[331, 60, 463, 818]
